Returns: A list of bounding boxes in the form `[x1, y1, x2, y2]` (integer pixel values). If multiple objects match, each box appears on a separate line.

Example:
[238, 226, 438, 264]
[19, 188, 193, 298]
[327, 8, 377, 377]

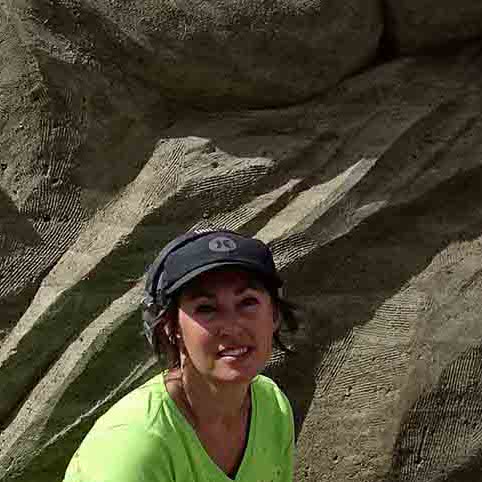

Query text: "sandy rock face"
[16, 0, 382, 107]
[1, 1, 482, 482]
[385, 0, 482, 53]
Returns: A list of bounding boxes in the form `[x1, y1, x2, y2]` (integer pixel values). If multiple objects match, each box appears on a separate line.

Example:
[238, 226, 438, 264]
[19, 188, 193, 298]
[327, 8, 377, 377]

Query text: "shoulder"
[251, 373, 294, 443]
[93, 372, 169, 432]
[64, 373, 177, 481]
[64, 424, 173, 482]
[249, 374, 295, 476]
[251, 374, 293, 415]
[77, 371, 173, 449]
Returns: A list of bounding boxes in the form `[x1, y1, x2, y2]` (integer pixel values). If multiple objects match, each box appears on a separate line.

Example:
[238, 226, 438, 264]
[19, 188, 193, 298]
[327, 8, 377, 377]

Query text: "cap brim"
[165, 260, 282, 295]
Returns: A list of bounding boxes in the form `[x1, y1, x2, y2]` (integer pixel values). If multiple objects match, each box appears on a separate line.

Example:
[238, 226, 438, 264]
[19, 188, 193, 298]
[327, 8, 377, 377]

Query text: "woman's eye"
[196, 304, 216, 314]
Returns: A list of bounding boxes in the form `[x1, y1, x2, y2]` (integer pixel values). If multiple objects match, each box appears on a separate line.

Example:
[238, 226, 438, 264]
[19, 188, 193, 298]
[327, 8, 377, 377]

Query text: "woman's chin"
[212, 365, 259, 384]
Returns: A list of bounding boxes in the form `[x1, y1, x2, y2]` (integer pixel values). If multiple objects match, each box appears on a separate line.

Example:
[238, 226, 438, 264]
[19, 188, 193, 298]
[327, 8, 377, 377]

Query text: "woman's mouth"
[217, 346, 253, 359]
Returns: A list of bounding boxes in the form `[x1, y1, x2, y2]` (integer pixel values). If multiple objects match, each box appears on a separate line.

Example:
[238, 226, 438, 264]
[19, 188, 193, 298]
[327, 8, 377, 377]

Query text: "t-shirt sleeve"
[63, 425, 173, 482]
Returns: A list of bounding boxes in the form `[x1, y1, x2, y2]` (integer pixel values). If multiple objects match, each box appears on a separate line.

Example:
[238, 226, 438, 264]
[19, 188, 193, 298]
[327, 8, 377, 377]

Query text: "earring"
[169, 333, 182, 344]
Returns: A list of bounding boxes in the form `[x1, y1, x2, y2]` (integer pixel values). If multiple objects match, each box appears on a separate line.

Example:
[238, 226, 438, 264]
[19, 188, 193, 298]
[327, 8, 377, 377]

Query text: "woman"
[64, 230, 297, 481]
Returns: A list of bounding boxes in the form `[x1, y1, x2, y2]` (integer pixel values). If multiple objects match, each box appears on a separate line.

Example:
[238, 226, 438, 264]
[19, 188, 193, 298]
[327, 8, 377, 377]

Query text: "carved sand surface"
[1, 1, 482, 481]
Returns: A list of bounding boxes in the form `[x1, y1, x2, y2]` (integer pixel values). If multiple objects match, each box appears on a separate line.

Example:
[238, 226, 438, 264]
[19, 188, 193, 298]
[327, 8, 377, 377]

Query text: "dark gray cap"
[142, 230, 282, 344]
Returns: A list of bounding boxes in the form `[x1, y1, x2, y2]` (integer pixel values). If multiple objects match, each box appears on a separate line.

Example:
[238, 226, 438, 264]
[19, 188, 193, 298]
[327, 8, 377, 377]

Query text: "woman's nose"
[217, 323, 243, 338]
[214, 307, 246, 337]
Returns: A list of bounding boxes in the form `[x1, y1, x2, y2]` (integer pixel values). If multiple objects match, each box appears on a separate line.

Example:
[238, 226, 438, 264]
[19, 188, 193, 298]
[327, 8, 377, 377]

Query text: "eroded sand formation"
[1, 1, 482, 481]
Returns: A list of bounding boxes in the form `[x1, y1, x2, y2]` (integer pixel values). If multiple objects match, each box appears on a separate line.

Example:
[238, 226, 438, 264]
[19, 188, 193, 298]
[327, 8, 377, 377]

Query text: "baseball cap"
[142, 230, 283, 344]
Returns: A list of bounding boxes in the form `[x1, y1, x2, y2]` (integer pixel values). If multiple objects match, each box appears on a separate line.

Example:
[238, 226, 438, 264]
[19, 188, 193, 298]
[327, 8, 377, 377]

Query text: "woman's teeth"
[219, 347, 249, 357]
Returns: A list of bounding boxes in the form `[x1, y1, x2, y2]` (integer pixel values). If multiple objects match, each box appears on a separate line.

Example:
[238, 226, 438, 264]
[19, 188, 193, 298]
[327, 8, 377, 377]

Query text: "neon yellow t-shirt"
[63, 371, 294, 482]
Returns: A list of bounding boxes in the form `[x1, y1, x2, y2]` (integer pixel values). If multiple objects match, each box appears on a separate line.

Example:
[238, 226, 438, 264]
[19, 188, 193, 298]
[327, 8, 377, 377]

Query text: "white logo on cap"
[209, 237, 237, 252]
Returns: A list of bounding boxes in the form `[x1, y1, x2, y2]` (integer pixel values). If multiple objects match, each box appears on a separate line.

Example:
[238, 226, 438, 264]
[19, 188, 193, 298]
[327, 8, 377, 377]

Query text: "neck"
[178, 363, 251, 430]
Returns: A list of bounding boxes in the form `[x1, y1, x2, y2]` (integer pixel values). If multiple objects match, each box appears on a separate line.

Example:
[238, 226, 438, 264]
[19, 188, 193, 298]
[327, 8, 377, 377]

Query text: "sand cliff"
[1, 1, 482, 481]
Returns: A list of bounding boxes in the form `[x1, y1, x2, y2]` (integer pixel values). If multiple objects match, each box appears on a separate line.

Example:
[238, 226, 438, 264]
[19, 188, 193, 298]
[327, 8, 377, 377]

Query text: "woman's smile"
[217, 346, 254, 360]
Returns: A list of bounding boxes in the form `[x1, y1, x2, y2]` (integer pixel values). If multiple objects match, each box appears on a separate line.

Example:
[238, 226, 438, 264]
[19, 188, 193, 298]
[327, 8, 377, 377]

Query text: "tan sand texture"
[385, 0, 482, 53]
[0, 1, 482, 481]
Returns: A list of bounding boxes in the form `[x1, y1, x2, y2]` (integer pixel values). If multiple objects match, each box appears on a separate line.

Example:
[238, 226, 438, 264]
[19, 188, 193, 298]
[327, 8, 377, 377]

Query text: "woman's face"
[175, 269, 278, 384]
